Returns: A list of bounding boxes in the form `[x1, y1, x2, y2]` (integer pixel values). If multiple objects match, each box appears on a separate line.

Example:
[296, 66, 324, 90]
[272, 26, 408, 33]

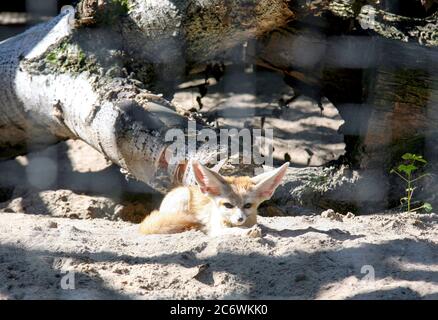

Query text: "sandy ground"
[0, 211, 436, 299]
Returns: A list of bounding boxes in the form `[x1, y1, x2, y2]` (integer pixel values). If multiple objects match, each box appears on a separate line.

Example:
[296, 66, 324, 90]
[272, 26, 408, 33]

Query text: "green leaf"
[423, 202, 433, 212]
[398, 164, 417, 175]
[413, 155, 427, 163]
[401, 153, 414, 160]
[402, 153, 427, 164]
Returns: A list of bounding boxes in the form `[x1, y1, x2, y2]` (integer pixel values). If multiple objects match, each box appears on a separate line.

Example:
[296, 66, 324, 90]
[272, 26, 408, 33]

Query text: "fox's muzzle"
[230, 210, 246, 226]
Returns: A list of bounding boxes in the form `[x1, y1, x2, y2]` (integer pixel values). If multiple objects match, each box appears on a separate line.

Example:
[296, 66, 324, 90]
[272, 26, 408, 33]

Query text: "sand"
[0, 210, 436, 299]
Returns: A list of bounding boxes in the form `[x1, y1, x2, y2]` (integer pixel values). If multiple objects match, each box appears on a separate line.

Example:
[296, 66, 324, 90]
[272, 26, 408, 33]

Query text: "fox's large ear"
[192, 161, 229, 196]
[251, 162, 289, 201]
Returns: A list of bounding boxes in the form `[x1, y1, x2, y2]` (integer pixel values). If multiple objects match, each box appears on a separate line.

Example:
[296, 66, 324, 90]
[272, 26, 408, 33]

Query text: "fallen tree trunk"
[1, 0, 437, 208]
[0, 0, 292, 192]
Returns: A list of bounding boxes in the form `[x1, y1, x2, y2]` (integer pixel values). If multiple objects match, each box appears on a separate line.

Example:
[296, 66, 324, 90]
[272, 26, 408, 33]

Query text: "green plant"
[390, 153, 432, 213]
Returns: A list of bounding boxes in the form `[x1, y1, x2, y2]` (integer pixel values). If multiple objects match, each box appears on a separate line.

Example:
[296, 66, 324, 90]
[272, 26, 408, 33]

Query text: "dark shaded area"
[0, 1, 76, 14]
[0, 2, 27, 13]
[379, 0, 437, 18]
[0, 1, 77, 41]
[261, 225, 366, 241]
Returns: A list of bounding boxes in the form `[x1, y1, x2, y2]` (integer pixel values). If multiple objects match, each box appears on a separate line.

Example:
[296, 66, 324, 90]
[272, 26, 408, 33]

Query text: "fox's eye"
[243, 203, 252, 209]
[223, 202, 234, 209]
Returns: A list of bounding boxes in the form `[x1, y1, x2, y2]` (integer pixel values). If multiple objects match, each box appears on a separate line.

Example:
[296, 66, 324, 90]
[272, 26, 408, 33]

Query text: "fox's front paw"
[245, 226, 262, 238]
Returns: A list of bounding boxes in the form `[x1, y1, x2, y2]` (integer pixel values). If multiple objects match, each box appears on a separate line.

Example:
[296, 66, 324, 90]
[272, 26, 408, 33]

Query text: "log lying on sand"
[0, 0, 292, 192]
[1, 0, 437, 209]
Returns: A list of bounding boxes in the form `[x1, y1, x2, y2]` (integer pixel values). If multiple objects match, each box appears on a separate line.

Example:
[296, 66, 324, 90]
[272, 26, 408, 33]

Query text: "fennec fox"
[139, 161, 289, 237]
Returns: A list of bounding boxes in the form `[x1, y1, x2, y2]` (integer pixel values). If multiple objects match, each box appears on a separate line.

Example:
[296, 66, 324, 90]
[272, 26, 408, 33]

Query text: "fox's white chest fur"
[139, 161, 289, 237]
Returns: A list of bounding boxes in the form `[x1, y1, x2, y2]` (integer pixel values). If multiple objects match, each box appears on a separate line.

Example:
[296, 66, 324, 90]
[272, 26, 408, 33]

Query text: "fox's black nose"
[237, 217, 244, 222]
